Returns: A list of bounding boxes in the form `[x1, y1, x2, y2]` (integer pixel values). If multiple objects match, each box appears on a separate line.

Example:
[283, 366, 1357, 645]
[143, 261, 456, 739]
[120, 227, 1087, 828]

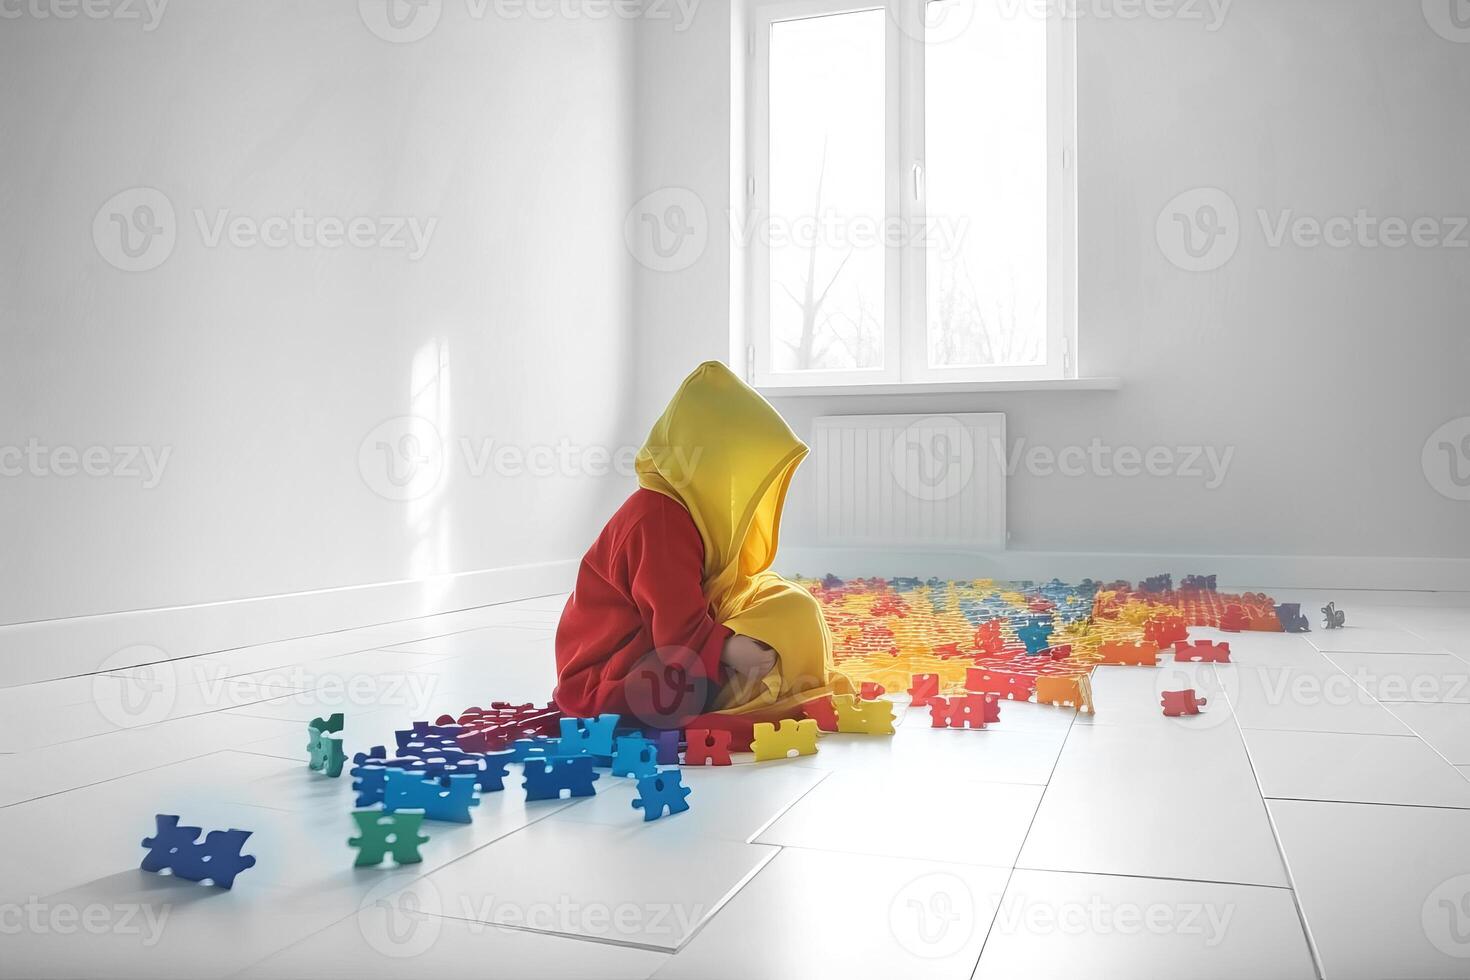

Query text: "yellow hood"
[635, 360, 807, 612]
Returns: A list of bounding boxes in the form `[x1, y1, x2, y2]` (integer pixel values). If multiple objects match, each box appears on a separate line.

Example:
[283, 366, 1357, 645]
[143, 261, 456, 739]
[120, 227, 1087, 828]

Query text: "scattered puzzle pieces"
[141, 814, 256, 889]
[1218, 604, 1249, 632]
[964, 668, 1037, 702]
[1142, 615, 1188, 647]
[523, 757, 600, 801]
[631, 769, 692, 821]
[751, 719, 818, 762]
[349, 810, 429, 868]
[927, 693, 1000, 730]
[683, 728, 733, 766]
[833, 694, 896, 735]
[907, 673, 941, 707]
[1161, 688, 1209, 717]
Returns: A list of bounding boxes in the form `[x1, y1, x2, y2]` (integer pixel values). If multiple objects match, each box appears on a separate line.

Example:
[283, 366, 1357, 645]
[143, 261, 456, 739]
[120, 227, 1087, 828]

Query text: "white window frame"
[748, 0, 1076, 389]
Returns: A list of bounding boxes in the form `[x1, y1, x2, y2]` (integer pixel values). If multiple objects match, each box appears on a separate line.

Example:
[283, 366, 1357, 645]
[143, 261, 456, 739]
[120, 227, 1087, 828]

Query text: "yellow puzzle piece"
[832, 695, 896, 735]
[751, 719, 819, 761]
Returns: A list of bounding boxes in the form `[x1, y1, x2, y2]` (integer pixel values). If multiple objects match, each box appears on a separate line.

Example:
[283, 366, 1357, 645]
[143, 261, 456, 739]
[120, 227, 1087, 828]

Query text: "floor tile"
[1075, 663, 1233, 730]
[422, 820, 777, 951]
[974, 869, 1316, 979]
[653, 847, 1007, 979]
[754, 770, 1042, 868]
[1242, 729, 1470, 808]
[1018, 724, 1287, 886]
[1323, 651, 1470, 703]
[240, 874, 667, 979]
[1225, 663, 1411, 735]
[1186, 627, 1334, 668]
[793, 725, 1068, 786]
[1270, 799, 1470, 979]
[550, 763, 828, 842]
[1307, 626, 1446, 655]
[1386, 702, 1470, 764]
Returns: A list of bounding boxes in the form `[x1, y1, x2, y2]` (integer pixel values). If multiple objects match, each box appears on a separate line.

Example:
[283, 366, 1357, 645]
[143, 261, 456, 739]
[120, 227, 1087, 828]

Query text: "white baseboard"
[0, 560, 579, 688]
[778, 547, 1470, 593]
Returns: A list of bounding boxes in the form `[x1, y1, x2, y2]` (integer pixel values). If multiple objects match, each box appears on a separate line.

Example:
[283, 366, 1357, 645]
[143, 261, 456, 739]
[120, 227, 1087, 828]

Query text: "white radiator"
[811, 413, 1007, 550]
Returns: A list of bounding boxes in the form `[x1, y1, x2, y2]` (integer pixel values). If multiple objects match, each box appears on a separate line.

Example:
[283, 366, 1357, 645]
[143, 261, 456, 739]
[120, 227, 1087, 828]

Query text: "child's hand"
[721, 634, 776, 678]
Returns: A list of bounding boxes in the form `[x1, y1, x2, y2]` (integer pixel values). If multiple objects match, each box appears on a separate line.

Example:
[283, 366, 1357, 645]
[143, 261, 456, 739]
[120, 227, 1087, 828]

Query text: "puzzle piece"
[558, 714, 620, 758]
[452, 702, 563, 752]
[801, 696, 839, 732]
[1097, 641, 1159, 666]
[927, 693, 1000, 730]
[395, 722, 465, 755]
[1160, 688, 1208, 717]
[907, 673, 941, 707]
[832, 694, 896, 735]
[652, 730, 681, 765]
[1035, 674, 1094, 713]
[1016, 621, 1053, 656]
[859, 682, 886, 700]
[611, 734, 660, 777]
[683, 728, 733, 766]
[383, 769, 480, 823]
[1172, 640, 1231, 663]
[523, 757, 600, 801]
[964, 668, 1036, 701]
[750, 719, 819, 762]
[1275, 602, 1310, 633]
[348, 810, 429, 868]
[1181, 574, 1217, 592]
[1218, 604, 1249, 632]
[141, 814, 256, 889]
[974, 620, 1005, 654]
[508, 737, 558, 763]
[1321, 601, 1346, 629]
[631, 769, 692, 821]
[350, 762, 394, 807]
[1142, 615, 1188, 647]
[307, 729, 347, 778]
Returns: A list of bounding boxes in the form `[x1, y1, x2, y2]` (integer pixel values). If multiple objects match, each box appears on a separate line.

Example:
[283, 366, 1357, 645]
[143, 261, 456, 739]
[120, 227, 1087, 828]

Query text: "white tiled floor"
[2, 588, 1469, 978]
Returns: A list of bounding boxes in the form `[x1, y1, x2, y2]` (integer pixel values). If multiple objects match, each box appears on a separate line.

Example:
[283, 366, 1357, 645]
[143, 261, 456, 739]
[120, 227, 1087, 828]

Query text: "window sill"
[756, 377, 1121, 398]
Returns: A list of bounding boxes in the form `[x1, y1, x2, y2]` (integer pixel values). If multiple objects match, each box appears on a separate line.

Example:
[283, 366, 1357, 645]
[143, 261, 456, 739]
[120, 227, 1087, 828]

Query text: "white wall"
[1, 0, 639, 627]
[632, 0, 1470, 573]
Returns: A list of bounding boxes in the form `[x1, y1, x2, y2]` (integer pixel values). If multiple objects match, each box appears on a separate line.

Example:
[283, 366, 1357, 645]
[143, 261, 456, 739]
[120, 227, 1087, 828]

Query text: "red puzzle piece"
[928, 693, 1001, 730]
[1173, 640, 1232, 663]
[802, 696, 839, 732]
[860, 682, 887, 700]
[1218, 604, 1249, 633]
[1160, 689, 1208, 717]
[965, 667, 1037, 701]
[683, 728, 733, 765]
[1143, 615, 1188, 647]
[907, 673, 941, 707]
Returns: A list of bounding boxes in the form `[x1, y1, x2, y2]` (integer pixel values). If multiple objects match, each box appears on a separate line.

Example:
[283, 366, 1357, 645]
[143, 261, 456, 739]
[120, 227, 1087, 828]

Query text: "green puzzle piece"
[348, 810, 429, 868]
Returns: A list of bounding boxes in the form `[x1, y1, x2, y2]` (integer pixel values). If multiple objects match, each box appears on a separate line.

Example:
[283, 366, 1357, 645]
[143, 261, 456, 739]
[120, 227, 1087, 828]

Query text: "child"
[553, 361, 849, 742]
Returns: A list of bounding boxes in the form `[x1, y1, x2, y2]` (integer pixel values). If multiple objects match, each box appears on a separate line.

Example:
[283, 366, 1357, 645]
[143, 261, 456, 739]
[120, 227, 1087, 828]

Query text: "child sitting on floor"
[553, 360, 849, 742]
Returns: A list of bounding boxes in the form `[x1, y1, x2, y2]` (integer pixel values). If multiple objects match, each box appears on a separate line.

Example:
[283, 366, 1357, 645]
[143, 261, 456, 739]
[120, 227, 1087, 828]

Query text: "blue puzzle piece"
[522, 757, 599, 801]
[140, 814, 256, 889]
[383, 769, 480, 823]
[611, 735, 658, 778]
[558, 714, 619, 757]
[1276, 602, 1310, 633]
[630, 770, 691, 822]
[396, 722, 464, 755]
[1016, 622, 1052, 656]
[509, 737, 558, 763]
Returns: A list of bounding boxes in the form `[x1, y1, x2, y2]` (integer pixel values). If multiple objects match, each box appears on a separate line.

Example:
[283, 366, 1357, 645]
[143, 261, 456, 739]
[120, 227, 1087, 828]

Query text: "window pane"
[769, 9, 886, 373]
[925, 0, 1048, 368]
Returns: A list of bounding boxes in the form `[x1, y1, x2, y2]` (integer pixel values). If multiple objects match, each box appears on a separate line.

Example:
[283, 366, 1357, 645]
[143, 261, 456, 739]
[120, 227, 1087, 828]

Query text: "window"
[748, 0, 1076, 387]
